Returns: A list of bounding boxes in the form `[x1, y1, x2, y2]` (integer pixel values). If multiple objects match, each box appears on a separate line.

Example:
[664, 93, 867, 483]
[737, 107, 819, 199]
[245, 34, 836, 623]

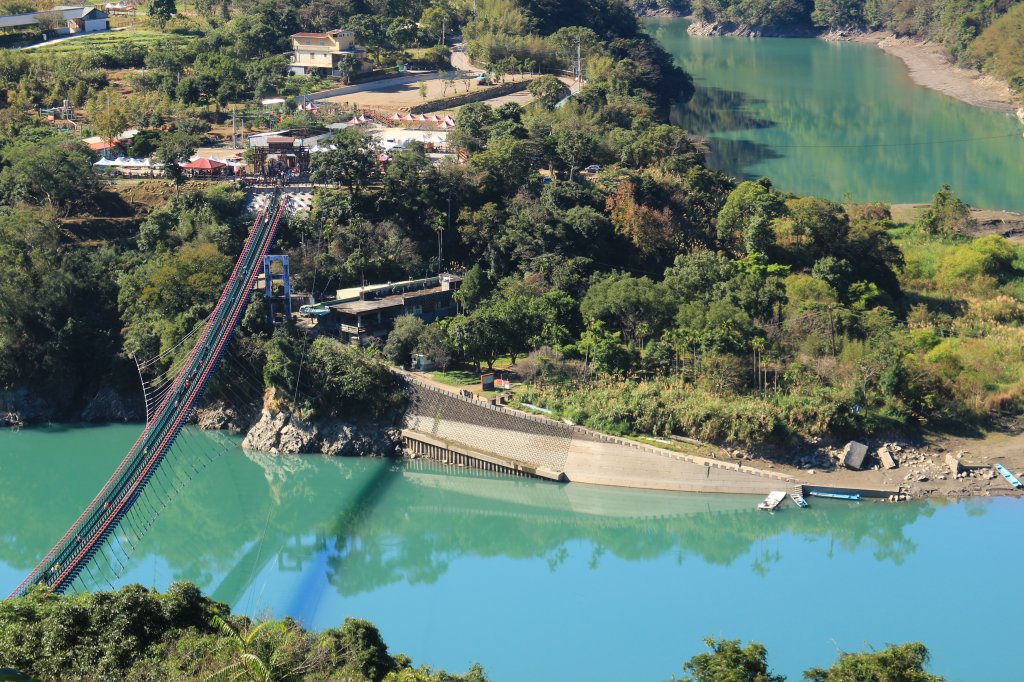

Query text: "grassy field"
[431, 369, 480, 386]
[24, 29, 190, 54]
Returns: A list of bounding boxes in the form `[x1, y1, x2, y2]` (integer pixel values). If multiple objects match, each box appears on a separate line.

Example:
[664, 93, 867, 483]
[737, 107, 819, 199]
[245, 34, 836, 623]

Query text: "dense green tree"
[119, 242, 232, 363]
[680, 637, 784, 682]
[553, 125, 596, 180]
[581, 273, 674, 345]
[811, 0, 862, 28]
[448, 102, 497, 155]
[785, 197, 850, 262]
[527, 74, 569, 110]
[0, 206, 119, 388]
[804, 642, 943, 681]
[917, 184, 974, 237]
[455, 264, 491, 312]
[310, 128, 381, 195]
[715, 179, 786, 254]
[308, 338, 405, 418]
[148, 0, 177, 27]
[384, 314, 426, 365]
[0, 135, 100, 215]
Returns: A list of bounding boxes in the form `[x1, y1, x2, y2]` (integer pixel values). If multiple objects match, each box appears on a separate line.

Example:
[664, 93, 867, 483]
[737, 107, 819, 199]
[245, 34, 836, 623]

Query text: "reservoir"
[1, 424, 1022, 680]
[647, 18, 1024, 210]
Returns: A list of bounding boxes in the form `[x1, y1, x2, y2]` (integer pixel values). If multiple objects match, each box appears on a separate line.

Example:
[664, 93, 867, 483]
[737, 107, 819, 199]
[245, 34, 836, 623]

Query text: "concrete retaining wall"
[399, 374, 794, 494]
[409, 80, 531, 114]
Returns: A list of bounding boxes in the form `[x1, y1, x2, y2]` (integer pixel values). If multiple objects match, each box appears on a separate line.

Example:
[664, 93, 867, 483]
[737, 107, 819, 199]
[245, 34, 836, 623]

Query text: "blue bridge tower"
[263, 254, 291, 324]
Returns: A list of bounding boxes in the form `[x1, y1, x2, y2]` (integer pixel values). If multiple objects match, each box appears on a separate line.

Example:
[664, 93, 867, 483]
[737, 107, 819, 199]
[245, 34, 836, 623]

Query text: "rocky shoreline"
[632, 2, 685, 18]
[683, 19, 1021, 113]
[741, 434, 1024, 500]
[5, 381, 1023, 500]
[685, 19, 817, 38]
[239, 405, 399, 457]
[1, 385, 143, 427]
[844, 32, 1019, 113]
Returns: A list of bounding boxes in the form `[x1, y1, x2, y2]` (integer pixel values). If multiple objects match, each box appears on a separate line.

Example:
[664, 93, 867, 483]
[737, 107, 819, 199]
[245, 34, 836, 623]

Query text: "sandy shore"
[848, 32, 1019, 112]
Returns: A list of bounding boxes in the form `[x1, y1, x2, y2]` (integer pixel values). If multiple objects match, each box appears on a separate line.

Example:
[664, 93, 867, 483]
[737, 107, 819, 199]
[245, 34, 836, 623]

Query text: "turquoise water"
[2, 424, 1022, 680]
[647, 19, 1024, 210]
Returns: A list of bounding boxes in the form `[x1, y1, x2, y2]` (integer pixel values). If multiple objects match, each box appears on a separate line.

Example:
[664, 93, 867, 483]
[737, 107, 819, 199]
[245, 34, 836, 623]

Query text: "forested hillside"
[691, 0, 1024, 92]
[1, 0, 1023, 447]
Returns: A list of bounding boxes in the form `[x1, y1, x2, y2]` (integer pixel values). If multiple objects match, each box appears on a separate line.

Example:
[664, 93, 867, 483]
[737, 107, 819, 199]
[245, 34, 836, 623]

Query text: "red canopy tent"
[182, 157, 229, 177]
[182, 157, 227, 170]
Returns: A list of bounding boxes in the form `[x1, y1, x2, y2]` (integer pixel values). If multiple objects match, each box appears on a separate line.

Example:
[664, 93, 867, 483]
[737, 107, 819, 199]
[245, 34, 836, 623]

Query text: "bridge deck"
[8, 190, 286, 599]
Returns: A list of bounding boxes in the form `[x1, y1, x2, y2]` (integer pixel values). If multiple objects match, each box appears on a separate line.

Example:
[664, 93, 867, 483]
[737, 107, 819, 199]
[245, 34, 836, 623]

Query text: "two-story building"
[288, 29, 366, 77]
[300, 274, 463, 345]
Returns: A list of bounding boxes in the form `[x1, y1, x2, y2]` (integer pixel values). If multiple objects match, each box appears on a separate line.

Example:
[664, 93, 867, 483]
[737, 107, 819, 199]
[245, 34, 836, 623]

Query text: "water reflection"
[133, 449, 940, 598]
[647, 18, 1024, 208]
[1, 425, 1015, 681]
[0, 427, 943, 601]
[671, 86, 776, 134]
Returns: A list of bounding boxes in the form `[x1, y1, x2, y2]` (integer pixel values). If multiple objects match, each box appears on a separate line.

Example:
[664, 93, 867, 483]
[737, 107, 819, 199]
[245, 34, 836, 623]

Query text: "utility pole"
[577, 38, 581, 90]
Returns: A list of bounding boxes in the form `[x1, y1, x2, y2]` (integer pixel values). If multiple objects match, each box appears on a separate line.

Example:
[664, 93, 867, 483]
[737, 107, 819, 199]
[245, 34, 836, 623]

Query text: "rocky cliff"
[240, 406, 400, 457]
[1, 384, 144, 426]
[686, 19, 818, 37]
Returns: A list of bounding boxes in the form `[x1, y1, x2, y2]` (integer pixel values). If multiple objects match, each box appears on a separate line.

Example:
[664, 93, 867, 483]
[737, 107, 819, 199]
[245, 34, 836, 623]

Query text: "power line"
[722, 131, 1022, 150]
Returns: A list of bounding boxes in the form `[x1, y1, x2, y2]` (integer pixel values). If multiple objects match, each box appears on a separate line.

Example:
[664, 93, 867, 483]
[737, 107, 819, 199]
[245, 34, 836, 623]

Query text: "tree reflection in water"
[0, 428, 946, 604]
[670, 86, 783, 180]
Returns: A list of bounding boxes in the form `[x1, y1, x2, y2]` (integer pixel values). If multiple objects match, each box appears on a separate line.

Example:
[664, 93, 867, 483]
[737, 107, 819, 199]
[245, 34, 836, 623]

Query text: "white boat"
[790, 492, 809, 508]
[757, 490, 787, 511]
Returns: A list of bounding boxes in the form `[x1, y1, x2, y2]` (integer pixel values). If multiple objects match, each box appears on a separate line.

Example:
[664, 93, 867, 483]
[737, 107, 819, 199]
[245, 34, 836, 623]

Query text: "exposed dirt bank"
[842, 32, 1019, 112]
[685, 20, 1021, 113]
[890, 204, 1024, 240]
[738, 431, 1024, 500]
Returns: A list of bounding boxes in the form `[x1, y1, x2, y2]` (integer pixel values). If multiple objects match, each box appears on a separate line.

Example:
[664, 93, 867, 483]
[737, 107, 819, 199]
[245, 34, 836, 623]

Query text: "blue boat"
[994, 463, 1023, 489]
[807, 491, 861, 501]
[298, 303, 330, 317]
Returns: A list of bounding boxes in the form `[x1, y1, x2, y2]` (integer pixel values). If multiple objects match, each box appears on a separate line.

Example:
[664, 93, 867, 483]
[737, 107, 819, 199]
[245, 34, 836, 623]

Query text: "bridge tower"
[263, 255, 291, 325]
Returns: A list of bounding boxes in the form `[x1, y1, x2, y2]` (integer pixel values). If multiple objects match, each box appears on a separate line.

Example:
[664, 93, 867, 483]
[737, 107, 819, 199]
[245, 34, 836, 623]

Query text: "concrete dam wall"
[400, 376, 794, 495]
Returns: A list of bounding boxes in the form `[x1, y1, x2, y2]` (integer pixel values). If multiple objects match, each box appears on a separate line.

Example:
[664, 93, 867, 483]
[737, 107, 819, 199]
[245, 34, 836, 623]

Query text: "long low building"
[300, 274, 463, 345]
[0, 5, 108, 35]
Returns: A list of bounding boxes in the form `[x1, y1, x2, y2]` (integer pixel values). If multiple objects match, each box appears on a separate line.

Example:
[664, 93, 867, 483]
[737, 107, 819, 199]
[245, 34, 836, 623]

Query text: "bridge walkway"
[8, 190, 286, 599]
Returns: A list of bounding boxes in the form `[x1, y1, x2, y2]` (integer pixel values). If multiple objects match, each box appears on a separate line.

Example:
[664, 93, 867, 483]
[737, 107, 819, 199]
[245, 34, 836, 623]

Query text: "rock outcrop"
[686, 20, 818, 37]
[241, 406, 398, 457]
[194, 401, 256, 434]
[80, 387, 145, 423]
[1, 388, 56, 426]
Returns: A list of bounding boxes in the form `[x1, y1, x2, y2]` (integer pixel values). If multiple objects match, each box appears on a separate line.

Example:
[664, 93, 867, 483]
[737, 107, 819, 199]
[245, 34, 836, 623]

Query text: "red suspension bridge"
[7, 189, 286, 599]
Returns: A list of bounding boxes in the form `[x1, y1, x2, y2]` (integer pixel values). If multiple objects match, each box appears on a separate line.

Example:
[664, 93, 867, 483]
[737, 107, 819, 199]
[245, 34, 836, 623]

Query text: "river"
[1, 424, 1021, 680]
[646, 18, 1024, 211]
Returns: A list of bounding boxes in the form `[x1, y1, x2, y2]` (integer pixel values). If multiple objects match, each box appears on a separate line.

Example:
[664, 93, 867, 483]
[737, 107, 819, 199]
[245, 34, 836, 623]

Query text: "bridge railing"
[8, 191, 286, 599]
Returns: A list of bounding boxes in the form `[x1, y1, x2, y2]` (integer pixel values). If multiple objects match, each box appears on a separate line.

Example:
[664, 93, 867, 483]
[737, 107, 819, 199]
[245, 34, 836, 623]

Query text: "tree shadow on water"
[670, 86, 776, 134]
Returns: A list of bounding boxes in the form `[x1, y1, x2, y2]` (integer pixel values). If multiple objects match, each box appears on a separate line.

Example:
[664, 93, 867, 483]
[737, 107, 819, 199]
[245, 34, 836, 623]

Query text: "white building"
[0, 5, 108, 35]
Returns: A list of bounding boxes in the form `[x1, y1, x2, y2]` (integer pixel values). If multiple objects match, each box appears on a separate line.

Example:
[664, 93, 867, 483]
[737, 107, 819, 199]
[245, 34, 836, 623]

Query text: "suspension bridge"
[7, 189, 286, 599]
